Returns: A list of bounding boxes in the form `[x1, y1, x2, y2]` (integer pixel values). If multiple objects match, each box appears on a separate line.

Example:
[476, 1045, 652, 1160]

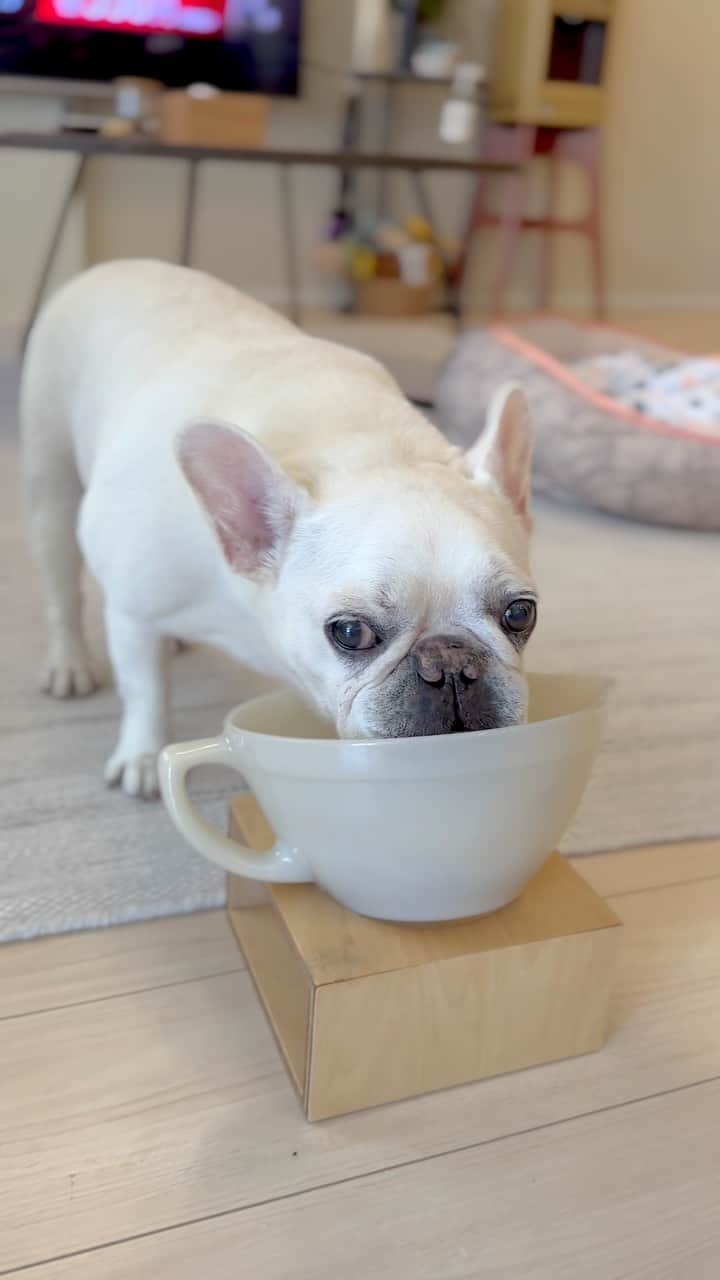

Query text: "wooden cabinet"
[490, 0, 614, 128]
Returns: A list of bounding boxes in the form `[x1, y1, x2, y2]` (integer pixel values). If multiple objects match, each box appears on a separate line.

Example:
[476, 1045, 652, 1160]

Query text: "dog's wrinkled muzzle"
[348, 633, 527, 739]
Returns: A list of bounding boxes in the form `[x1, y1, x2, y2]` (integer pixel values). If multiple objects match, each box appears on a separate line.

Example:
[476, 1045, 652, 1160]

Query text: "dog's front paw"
[105, 751, 160, 800]
[42, 654, 99, 699]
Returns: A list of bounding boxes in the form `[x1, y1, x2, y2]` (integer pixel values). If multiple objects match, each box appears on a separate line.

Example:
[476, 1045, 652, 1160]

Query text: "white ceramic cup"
[158, 673, 608, 922]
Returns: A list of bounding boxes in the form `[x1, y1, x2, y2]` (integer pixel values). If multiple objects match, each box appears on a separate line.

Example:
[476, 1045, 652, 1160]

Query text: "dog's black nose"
[413, 635, 482, 689]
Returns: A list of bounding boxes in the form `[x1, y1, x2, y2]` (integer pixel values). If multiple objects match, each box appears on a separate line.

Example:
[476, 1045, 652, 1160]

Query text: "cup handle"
[158, 736, 313, 882]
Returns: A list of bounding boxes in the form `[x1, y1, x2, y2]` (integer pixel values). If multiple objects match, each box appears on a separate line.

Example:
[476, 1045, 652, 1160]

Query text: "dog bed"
[435, 317, 720, 530]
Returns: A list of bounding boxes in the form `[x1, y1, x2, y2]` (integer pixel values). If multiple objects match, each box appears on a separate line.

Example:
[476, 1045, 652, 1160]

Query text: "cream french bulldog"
[21, 260, 537, 799]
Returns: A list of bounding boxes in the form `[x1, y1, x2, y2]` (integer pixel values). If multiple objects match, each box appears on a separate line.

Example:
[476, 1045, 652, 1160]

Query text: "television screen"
[0, 0, 302, 94]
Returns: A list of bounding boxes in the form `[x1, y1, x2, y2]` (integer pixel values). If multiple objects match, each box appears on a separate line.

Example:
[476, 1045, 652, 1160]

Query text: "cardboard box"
[158, 90, 268, 148]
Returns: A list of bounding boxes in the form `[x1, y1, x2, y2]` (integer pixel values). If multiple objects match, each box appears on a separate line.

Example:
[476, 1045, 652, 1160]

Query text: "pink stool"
[453, 124, 605, 318]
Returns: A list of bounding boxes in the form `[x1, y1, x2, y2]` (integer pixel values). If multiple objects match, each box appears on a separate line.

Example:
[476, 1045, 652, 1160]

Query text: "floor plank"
[0, 910, 242, 1020]
[3, 874, 720, 1272]
[27, 1079, 720, 1280]
[572, 838, 720, 898]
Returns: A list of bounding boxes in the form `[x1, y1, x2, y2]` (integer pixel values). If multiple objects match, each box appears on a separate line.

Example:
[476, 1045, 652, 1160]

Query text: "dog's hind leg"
[21, 406, 98, 699]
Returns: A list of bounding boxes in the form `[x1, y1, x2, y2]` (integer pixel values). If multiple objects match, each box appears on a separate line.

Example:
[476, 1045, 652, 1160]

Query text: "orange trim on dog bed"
[489, 322, 720, 448]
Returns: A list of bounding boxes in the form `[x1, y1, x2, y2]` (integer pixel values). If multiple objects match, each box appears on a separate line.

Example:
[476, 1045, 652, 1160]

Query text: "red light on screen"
[34, 0, 227, 37]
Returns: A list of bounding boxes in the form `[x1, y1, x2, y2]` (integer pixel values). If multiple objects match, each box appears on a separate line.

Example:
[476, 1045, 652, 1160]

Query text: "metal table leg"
[376, 78, 395, 219]
[334, 78, 362, 233]
[279, 163, 300, 325]
[180, 158, 199, 267]
[410, 169, 461, 324]
[22, 153, 87, 353]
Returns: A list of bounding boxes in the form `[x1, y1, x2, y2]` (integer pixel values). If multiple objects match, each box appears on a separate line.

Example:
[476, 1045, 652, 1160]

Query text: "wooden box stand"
[227, 796, 622, 1121]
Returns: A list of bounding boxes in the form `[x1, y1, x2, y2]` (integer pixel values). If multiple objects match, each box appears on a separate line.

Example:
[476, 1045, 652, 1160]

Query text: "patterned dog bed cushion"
[435, 317, 720, 530]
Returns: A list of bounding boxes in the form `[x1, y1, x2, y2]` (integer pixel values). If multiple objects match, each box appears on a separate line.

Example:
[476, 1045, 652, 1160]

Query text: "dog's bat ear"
[176, 421, 304, 575]
[464, 383, 532, 531]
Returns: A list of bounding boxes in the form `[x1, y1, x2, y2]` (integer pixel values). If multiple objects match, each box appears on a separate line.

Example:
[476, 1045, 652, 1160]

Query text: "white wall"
[1, 93, 87, 330]
[601, 0, 720, 309]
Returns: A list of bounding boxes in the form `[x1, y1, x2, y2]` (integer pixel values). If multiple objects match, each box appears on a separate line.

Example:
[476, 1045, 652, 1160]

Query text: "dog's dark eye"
[503, 599, 537, 635]
[328, 618, 380, 653]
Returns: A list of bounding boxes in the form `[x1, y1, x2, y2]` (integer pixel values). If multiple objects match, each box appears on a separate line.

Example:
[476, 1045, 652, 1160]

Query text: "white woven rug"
[2, 359, 719, 942]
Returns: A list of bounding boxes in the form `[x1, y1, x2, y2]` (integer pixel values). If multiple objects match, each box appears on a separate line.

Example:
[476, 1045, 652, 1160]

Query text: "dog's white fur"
[21, 260, 535, 798]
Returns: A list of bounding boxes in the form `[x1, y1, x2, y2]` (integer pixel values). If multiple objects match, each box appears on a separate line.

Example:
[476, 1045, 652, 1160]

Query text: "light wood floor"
[2, 835, 720, 1278]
